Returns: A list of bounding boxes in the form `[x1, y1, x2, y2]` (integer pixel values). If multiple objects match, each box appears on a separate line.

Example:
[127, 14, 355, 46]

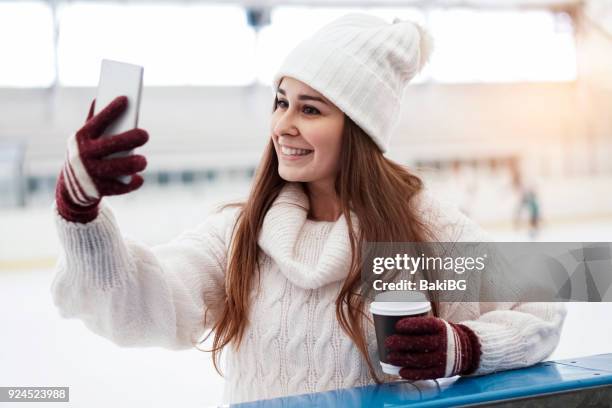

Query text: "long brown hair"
[200, 96, 439, 383]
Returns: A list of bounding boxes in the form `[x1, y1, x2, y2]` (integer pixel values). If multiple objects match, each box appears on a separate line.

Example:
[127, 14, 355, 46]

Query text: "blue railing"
[235, 353, 612, 407]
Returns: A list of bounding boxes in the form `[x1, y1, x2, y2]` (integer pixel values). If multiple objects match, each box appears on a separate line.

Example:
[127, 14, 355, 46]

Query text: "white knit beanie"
[271, 13, 434, 153]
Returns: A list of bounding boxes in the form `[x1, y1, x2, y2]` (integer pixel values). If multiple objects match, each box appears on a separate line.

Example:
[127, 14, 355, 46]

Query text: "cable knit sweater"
[50, 182, 567, 404]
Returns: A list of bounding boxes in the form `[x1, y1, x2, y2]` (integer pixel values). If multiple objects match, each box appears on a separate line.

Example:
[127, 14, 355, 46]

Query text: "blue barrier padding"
[234, 353, 612, 407]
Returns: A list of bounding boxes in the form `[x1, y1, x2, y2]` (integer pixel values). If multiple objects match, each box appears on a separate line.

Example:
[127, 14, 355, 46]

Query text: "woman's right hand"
[55, 95, 149, 223]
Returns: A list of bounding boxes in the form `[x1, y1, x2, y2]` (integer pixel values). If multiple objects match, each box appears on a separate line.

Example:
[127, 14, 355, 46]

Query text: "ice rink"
[1, 1, 611, 406]
[1, 182, 611, 408]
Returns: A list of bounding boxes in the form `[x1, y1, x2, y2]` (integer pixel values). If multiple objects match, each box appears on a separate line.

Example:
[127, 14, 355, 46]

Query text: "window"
[428, 9, 576, 82]
[57, 3, 256, 86]
[0, 1, 55, 87]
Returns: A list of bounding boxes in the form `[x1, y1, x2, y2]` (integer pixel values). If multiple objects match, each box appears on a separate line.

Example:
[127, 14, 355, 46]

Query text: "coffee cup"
[370, 291, 431, 376]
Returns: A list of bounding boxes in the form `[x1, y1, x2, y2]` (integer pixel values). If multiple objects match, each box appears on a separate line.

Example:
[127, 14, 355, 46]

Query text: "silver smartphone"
[95, 59, 144, 184]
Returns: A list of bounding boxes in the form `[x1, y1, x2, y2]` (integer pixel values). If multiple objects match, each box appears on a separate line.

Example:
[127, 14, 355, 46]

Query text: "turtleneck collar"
[258, 182, 357, 290]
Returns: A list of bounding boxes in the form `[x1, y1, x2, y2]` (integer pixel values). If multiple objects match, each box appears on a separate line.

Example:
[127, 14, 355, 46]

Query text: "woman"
[51, 13, 566, 404]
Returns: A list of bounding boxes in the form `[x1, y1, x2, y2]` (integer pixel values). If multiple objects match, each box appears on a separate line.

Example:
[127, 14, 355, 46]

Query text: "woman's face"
[271, 77, 345, 185]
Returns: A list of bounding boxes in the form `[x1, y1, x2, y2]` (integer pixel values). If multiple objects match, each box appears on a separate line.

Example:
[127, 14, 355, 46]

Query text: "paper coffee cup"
[370, 291, 431, 376]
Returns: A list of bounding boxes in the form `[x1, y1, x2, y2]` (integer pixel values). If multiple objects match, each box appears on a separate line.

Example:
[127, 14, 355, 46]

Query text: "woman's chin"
[278, 174, 303, 183]
[278, 168, 309, 183]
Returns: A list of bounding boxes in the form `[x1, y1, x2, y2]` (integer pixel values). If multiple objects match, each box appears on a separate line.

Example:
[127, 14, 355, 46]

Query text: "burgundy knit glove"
[384, 316, 481, 380]
[55, 96, 149, 223]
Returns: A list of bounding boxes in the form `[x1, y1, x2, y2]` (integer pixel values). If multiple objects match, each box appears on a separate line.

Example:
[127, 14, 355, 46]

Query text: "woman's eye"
[275, 100, 319, 115]
[303, 106, 320, 115]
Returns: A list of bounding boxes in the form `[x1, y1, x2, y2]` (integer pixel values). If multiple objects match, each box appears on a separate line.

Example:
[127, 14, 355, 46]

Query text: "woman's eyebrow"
[277, 88, 329, 106]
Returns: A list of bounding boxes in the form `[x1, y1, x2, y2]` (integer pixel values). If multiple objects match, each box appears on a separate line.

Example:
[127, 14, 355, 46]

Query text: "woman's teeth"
[281, 146, 313, 156]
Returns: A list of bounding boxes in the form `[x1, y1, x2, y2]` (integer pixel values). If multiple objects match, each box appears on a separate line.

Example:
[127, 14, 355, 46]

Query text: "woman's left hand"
[384, 316, 481, 380]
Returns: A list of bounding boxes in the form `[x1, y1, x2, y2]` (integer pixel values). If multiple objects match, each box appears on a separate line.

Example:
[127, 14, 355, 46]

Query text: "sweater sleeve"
[459, 301, 566, 376]
[50, 199, 238, 350]
[417, 188, 567, 376]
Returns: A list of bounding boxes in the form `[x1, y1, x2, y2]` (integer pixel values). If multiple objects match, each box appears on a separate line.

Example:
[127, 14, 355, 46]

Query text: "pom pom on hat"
[272, 13, 435, 153]
[400, 19, 435, 74]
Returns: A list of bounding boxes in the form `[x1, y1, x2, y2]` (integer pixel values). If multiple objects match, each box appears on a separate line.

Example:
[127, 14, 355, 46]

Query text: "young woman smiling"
[51, 13, 566, 404]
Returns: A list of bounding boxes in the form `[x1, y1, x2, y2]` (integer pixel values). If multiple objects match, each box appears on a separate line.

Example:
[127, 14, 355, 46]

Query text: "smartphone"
[95, 59, 144, 184]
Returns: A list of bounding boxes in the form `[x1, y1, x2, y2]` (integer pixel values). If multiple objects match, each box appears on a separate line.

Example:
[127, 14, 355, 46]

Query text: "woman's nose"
[274, 110, 298, 137]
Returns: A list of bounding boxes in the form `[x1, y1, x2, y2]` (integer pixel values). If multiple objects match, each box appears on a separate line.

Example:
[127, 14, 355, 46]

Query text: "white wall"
[1, 80, 610, 177]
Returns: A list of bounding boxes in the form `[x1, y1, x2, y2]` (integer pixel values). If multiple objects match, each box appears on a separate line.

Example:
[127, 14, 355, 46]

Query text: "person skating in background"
[518, 188, 541, 239]
[511, 162, 541, 239]
[51, 13, 565, 404]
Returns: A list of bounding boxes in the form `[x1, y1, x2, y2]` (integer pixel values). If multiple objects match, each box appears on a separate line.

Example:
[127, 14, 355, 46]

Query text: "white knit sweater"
[51, 182, 567, 404]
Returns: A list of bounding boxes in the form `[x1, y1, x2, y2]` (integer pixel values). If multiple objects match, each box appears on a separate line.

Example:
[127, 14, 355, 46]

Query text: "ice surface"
[1, 180, 611, 407]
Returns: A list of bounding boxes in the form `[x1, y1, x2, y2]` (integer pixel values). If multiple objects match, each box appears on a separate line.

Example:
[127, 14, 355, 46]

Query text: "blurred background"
[1, 0, 611, 407]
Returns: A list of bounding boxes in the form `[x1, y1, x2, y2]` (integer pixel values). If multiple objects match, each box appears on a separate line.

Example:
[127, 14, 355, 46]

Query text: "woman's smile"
[279, 143, 314, 161]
